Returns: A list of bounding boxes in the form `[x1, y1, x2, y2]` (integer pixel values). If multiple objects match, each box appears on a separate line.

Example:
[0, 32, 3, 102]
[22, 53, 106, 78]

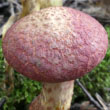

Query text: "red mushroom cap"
[2, 7, 108, 83]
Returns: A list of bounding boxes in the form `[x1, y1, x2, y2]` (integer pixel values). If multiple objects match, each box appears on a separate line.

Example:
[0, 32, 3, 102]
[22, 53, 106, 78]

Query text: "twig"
[75, 79, 103, 110]
[12, 0, 22, 12]
[0, 98, 6, 110]
[70, 103, 80, 110]
[7, 0, 22, 16]
[10, 3, 15, 16]
[0, 27, 2, 37]
[96, 93, 109, 110]
[8, 0, 15, 16]
[0, 2, 9, 8]
[92, 15, 110, 25]
[63, 0, 74, 6]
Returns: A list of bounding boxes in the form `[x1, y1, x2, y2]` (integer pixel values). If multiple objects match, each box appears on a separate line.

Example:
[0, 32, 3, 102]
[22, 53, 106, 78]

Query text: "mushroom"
[2, 7, 108, 110]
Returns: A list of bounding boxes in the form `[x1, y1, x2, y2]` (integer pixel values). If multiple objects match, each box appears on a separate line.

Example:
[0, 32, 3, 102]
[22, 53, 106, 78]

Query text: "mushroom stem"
[29, 80, 74, 110]
[20, 0, 62, 17]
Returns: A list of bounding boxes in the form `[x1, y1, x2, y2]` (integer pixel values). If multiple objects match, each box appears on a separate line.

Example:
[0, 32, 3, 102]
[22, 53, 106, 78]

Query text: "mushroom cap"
[2, 7, 108, 83]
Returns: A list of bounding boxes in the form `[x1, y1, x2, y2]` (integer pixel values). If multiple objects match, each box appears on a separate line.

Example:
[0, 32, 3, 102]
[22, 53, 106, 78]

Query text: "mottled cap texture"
[2, 7, 108, 83]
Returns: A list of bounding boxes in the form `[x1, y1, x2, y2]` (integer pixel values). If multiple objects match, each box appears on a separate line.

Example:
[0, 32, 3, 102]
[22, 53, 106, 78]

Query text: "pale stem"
[29, 80, 74, 110]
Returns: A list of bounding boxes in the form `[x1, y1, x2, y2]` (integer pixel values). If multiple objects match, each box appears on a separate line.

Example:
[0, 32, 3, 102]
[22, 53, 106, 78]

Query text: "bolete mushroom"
[2, 7, 108, 110]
